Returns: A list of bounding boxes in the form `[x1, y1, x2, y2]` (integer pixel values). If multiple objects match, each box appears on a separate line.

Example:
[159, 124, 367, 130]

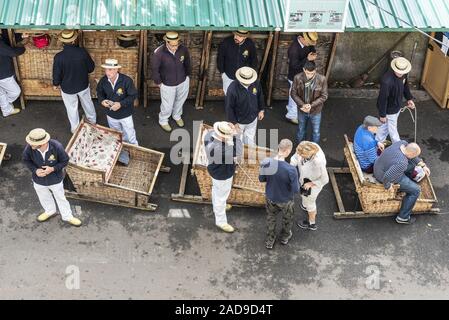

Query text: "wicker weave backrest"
[344, 134, 366, 185]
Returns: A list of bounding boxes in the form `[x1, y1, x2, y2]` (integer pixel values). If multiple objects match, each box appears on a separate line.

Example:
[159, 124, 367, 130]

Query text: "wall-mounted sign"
[284, 0, 350, 33]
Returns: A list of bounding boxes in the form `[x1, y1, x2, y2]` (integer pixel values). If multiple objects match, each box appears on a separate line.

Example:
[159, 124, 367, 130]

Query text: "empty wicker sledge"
[172, 123, 275, 207]
[65, 119, 165, 211]
[328, 135, 438, 219]
[0, 142, 7, 166]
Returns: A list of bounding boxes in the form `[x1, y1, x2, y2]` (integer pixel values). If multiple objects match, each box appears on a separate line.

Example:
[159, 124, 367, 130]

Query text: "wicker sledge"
[328, 135, 438, 219]
[0, 142, 7, 166]
[172, 123, 275, 207]
[64, 119, 164, 211]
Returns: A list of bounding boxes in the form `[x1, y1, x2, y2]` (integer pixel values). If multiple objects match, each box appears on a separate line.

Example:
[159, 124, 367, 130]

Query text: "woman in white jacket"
[290, 141, 329, 230]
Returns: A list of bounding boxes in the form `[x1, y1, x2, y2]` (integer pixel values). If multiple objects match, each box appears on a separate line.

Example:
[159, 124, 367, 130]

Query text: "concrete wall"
[329, 32, 429, 88]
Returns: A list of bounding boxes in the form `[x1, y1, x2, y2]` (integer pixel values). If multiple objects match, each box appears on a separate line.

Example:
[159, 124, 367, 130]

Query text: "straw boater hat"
[101, 58, 122, 69]
[235, 67, 257, 86]
[58, 30, 78, 43]
[391, 57, 412, 75]
[163, 31, 180, 44]
[213, 121, 235, 139]
[302, 32, 318, 45]
[26, 128, 51, 146]
[233, 30, 250, 37]
[117, 33, 137, 41]
[296, 141, 319, 159]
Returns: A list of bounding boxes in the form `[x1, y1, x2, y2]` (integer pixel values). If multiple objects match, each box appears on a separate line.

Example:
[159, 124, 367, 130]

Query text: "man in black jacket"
[376, 57, 415, 144]
[0, 33, 25, 117]
[217, 30, 258, 96]
[23, 128, 81, 227]
[286, 32, 318, 125]
[225, 67, 265, 147]
[97, 58, 139, 145]
[53, 30, 97, 133]
[152, 32, 191, 133]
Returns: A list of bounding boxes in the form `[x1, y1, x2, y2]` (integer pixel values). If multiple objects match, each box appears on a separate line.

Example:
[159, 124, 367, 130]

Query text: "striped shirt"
[353, 125, 378, 170]
[373, 140, 421, 189]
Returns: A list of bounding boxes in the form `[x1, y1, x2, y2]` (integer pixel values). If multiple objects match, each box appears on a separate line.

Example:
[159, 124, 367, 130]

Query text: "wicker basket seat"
[343, 135, 437, 214]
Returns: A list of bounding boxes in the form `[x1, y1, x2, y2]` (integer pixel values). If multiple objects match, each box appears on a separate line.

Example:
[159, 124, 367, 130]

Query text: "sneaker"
[37, 212, 56, 222]
[175, 118, 185, 128]
[297, 220, 317, 231]
[286, 117, 298, 125]
[395, 216, 416, 225]
[4, 108, 21, 117]
[160, 123, 172, 132]
[280, 230, 293, 245]
[3, 153, 12, 161]
[265, 238, 275, 250]
[225, 204, 232, 211]
[66, 217, 82, 227]
[217, 223, 235, 233]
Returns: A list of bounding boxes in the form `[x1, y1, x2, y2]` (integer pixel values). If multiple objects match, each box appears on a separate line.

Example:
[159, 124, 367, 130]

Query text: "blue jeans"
[397, 162, 421, 220]
[297, 111, 321, 144]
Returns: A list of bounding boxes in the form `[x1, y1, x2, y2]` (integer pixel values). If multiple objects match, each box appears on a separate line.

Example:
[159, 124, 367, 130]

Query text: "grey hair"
[406, 143, 421, 156]
[278, 139, 293, 152]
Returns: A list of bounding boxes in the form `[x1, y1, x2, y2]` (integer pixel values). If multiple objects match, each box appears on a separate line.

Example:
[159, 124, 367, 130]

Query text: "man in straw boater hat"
[53, 30, 97, 133]
[225, 66, 265, 147]
[204, 121, 243, 233]
[376, 56, 415, 144]
[151, 31, 191, 133]
[286, 32, 318, 125]
[217, 30, 258, 96]
[97, 58, 139, 145]
[259, 139, 299, 249]
[22, 128, 82, 227]
[0, 32, 26, 118]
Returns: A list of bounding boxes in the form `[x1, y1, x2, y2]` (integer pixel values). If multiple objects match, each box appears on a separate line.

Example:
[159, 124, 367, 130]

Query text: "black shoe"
[280, 231, 293, 245]
[395, 216, 416, 225]
[297, 220, 317, 231]
[265, 238, 275, 250]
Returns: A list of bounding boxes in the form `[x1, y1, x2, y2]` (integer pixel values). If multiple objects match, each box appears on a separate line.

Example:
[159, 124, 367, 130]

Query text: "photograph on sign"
[284, 0, 350, 32]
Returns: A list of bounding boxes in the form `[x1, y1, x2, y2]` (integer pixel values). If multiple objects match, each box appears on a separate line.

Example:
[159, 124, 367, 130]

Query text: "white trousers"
[222, 73, 234, 96]
[107, 115, 138, 145]
[0, 76, 21, 116]
[286, 79, 298, 120]
[212, 176, 233, 226]
[376, 112, 401, 143]
[301, 186, 323, 212]
[33, 181, 73, 221]
[159, 77, 189, 125]
[238, 117, 258, 146]
[61, 87, 97, 133]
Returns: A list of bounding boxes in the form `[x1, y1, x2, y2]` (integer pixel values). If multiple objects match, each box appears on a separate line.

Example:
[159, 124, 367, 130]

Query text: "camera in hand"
[300, 178, 312, 197]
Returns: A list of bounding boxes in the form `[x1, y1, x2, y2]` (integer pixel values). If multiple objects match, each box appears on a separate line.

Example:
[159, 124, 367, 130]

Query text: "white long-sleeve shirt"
[290, 143, 329, 189]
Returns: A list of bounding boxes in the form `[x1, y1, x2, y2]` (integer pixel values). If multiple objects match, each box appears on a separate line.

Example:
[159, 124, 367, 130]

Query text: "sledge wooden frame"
[0, 142, 7, 166]
[328, 135, 439, 219]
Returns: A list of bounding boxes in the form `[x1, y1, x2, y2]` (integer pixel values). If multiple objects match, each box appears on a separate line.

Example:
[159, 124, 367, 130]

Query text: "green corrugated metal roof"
[347, 0, 449, 31]
[0, 0, 448, 31]
[0, 0, 285, 30]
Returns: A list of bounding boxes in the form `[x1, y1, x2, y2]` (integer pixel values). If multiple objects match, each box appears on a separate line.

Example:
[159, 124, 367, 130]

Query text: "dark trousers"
[266, 199, 294, 242]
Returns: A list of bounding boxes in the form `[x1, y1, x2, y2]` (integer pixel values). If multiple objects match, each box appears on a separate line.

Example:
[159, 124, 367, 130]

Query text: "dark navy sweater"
[53, 44, 95, 94]
[204, 131, 243, 180]
[23, 139, 69, 186]
[96, 73, 137, 119]
[259, 158, 300, 203]
[377, 70, 413, 117]
[217, 36, 258, 80]
[0, 37, 25, 80]
[225, 80, 265, 124]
